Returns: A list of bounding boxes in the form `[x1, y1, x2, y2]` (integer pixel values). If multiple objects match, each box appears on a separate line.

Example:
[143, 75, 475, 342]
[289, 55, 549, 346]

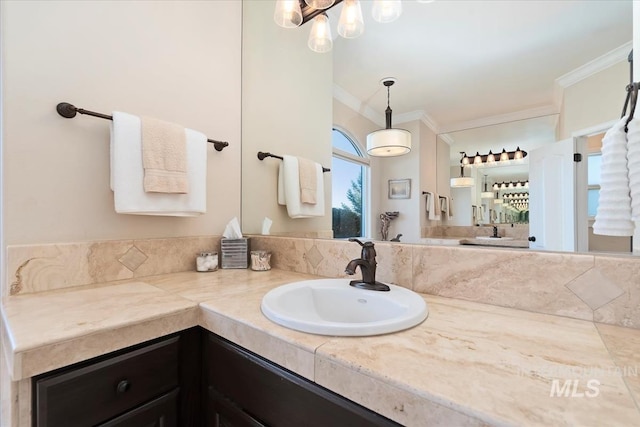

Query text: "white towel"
[627, 117, 640, 219]
[110, 112, 207, 216]
[424, 192, 440, 220]
[593, 117, 634, 236]
[281, 155, 325, 218]
[277, 163, 286, 206]
[477, 205, 485, 222]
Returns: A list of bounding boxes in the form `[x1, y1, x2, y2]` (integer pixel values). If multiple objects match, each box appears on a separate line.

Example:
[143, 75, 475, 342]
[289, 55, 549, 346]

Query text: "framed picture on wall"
[388, 179, 411, 199]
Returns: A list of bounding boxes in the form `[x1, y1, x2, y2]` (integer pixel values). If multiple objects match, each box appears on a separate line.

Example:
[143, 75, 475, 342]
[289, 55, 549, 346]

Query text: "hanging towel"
[477, 205, 485, 222]
[593, 117, 634, 236]
[281, 155, 325, 218]
[448, 197, 454, 217]
[277, 163, 286, 206]
[110, 112, 207, 216]
[424, 192, 434, 218]
[298, 157, 318, 204]
[627, 117, 640, 219]
[141, 116, 188, 194]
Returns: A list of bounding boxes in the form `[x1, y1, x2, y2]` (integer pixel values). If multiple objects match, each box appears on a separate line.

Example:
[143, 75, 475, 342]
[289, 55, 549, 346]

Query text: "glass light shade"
[486, 150, 495, 163]
[473, 152, 482, 165]
[514, 146, 523, 160]
[308, 14, 333, 53]
[366, 128, 411, 157]
[338, 0, 364, 38]
[492, 183, 499, 190]
[461, 154, 470, 166]
[304, 0, 335, 9]
[450, 177, 475, 188]
[481, 191, 495, 199]
[524, 181, 529, 188]
[274, 0, 303, 28]
[372, 0, 402, 23]
[500, 149, 509, 161]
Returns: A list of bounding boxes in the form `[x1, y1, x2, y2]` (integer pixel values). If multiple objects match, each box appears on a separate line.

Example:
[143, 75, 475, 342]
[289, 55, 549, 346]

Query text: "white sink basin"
[476, 236, 514, 240]
[261, 279, 428, 336]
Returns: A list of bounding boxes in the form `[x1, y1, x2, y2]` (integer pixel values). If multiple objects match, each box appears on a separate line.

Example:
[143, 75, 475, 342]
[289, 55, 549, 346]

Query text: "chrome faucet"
[492, 226, 499, 238]
[344, 238, 390, 291]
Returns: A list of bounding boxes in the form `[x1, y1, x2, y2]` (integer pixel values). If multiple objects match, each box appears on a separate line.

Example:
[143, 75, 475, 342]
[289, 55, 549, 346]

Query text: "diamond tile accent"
[118, 246, 148, 272]
[305, 245, 324, 269]
[566, 268, 625, 310]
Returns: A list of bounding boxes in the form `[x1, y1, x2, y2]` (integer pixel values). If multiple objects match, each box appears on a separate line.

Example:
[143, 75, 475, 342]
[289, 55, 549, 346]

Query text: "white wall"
[1, 1, 242, 245]
[241, 0, 333, 236]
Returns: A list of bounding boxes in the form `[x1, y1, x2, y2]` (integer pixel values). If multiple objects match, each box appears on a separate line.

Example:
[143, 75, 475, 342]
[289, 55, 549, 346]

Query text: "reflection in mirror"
[440, 114, 558, 228]
[242, 0, 635, 255]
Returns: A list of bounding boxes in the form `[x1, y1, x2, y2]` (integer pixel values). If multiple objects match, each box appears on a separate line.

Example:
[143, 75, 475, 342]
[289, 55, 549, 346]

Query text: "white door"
[528, 138, 576, 251]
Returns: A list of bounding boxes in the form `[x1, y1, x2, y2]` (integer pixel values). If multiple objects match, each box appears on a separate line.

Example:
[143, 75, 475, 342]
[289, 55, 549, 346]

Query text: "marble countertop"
[3, 269, 640, 426]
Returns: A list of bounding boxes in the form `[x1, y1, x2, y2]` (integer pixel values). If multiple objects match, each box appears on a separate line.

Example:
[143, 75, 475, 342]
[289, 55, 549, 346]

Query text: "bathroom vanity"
[3, 269, 640, 426]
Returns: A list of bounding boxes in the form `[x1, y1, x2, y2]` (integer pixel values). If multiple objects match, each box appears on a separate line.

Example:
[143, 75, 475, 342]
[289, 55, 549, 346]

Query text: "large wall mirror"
[242, 0, 635, 255]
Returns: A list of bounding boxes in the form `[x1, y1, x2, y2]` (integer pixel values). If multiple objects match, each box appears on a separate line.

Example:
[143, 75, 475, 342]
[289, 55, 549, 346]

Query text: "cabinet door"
[203, 332, 401, 427]
[98, 389, 178, 427]
[206, 387, 265, 427]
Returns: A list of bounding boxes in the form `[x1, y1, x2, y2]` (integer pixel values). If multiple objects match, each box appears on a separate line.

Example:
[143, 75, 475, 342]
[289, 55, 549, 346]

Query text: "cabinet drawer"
[34, 336, 179, 427]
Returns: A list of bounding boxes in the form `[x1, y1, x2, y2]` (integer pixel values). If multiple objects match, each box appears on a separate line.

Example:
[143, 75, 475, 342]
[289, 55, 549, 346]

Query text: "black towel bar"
[56, 102, 229, 151]
[257, 151, 330, 173]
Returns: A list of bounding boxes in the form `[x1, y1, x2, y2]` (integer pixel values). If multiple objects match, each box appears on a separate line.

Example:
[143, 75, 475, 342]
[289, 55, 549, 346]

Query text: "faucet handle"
[348, 238, 374, 247]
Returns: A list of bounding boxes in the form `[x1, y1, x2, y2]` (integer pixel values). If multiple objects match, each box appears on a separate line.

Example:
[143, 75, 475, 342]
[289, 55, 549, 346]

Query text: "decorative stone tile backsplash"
[6, 236, 221, 296]
[251, 235, 640, 330]
[7, 234, 640, 330]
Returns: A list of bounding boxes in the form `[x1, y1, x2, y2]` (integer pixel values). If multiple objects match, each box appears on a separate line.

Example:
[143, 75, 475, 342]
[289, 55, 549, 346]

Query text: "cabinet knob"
[528, 236, 536, 242]
[116, 379, 131, 393]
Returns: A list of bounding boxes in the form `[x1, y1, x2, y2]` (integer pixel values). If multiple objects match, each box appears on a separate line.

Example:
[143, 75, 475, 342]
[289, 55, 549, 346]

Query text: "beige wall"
[560, 61, 627, 138]
[1, 1, 242, 246]
[241, 0, 333, 236]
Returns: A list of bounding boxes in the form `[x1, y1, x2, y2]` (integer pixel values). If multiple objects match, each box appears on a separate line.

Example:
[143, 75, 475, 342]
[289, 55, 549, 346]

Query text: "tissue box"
[221, 238, 250, 269]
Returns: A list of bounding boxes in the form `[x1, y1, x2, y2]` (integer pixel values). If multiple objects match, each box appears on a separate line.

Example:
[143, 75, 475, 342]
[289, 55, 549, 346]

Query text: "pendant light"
[481, 175, 494, 199]
[274, 0, 303, 28]
[372, 0, 402, 23]
[366, 78, 411, 157]
[308, 13, 333, 53]
[450, 153, 475, 187]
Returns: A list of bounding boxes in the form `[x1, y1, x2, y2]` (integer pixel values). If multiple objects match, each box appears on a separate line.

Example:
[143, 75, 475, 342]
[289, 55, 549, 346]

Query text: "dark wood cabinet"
[32, 328, 201, 427]
[33, 328, 400, 427]
[203, 332, 401, 427]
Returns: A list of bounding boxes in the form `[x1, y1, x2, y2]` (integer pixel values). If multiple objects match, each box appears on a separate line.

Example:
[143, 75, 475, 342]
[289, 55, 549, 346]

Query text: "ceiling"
[330, 0, 633, 133]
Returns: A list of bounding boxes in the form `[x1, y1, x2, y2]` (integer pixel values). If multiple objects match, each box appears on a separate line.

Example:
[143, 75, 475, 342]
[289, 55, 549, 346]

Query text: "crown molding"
[332, 84, 385, 127]
[555, 41, 632, 89]
[439, 104, 559, 134]
[439, 133, 454, 145]
[394, 110, 440, 133]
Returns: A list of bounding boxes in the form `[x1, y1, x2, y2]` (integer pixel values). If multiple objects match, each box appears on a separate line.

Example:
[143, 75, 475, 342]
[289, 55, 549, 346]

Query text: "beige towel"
[141, 116, 188, 193]
[298, 157, 317, 204]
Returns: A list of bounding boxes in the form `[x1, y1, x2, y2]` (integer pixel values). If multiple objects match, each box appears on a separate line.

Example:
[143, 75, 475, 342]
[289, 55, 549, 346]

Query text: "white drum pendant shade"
[450, 177, 475, 188]
[367, 128, 411, 157]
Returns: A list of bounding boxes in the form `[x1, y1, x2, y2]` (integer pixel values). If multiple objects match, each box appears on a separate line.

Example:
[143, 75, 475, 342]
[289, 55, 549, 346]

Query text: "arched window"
[332, 128, 369, 238]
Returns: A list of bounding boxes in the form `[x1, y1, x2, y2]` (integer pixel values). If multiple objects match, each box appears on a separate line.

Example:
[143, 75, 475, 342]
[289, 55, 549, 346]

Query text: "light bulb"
[372, 0, 402, 23]
[274, 0, 303, 28]
[338, 0, 364, 38]
[308, 14, 333, 53]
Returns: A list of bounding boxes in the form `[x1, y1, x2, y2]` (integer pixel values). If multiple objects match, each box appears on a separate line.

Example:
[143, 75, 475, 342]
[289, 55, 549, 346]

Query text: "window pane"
[588, 188, 599, 218]
[332, 157, 363, 238]
[332, 129, 360, 155]
[588, 154, 601, 186]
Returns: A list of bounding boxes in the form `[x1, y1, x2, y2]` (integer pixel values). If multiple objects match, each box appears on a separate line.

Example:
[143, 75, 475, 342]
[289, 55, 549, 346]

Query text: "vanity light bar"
[492, 180, 529, 190]
[460, 147, 527, 166]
